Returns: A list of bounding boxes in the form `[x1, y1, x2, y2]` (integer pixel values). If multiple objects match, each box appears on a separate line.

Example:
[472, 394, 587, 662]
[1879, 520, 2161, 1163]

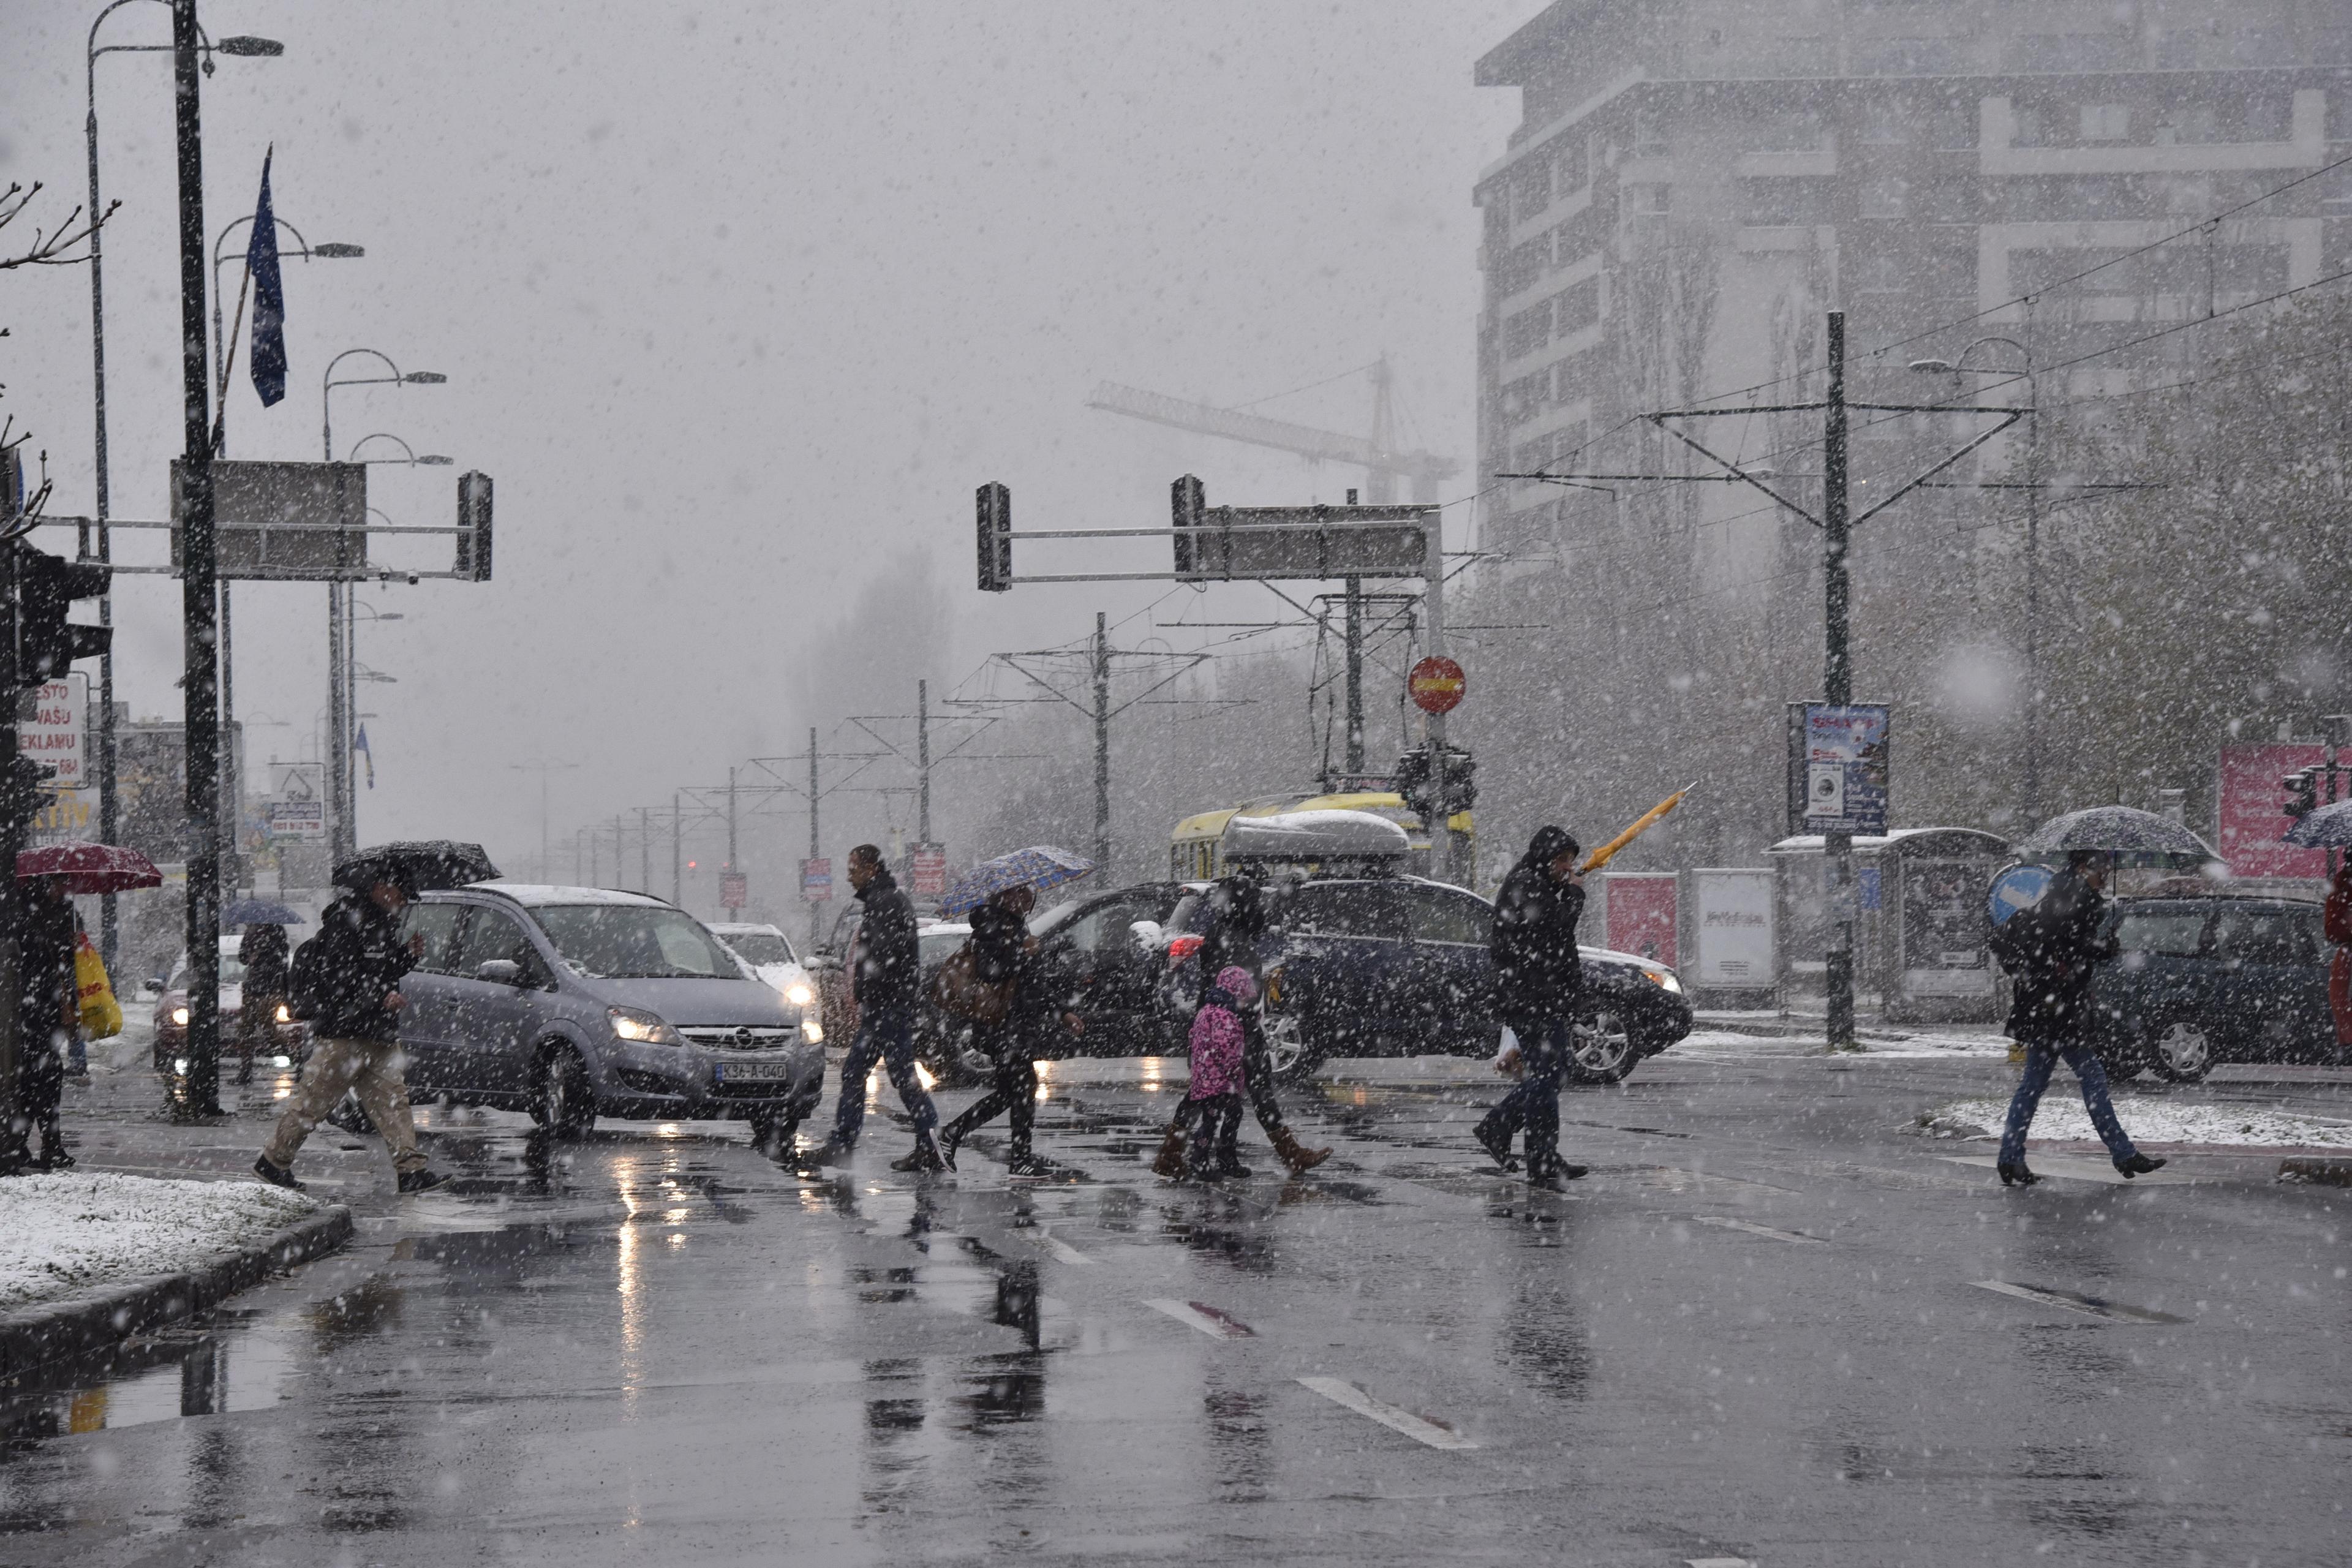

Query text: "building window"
[2079, 104, 2130, 141]
[1499, 234, 1550, 296]
[1514, 159, 1553, 224]
[1632, 107, 1670, 159]
[1854, 37, 1957, 75]
[1855, 254, 1905, 295]
[1503, 299, 1551, 360]
[1554, 274, 1602, 337]
[1752, 108, 1830, 153]
[1504, 372, 1550, 427]
[1858, 177, 1909, 219]
[1550, 134, 1589, 195]
[1739, 178, 1831, 225]
[1624, 183, 1669, 217]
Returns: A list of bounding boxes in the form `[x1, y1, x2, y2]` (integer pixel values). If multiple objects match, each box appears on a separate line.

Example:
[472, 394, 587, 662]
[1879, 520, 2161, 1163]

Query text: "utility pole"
[805, 728, 823, 949]
[916, 678, 932, 843]
[1422, 510, 1460, 886]
[638, 806, 651, 894]
[1344, 578, 1365, 774]
[726, 765, 738, 884]
[173, 0, 225, 1114]
[1821, 311, 1857, 1052]
[1091, 613, 1111, 870]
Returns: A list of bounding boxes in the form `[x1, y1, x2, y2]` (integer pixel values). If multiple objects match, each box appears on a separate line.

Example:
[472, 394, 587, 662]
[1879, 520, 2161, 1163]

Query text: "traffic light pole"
[1822, 313, 1858, 1054]
[1421, 511, 1461, 887]
[173, 0, 226, 1114]
[0, 535, 21, 1170]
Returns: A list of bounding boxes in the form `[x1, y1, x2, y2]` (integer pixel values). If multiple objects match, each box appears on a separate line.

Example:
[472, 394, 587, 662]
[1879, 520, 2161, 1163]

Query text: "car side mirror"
[143, 977, 165, 995]
[1128, 920, 1164, 954]
[475, 959, 524, 986]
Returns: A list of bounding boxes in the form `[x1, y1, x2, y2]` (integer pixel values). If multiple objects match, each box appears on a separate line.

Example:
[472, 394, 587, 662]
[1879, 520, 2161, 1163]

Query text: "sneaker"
[396, 1168, 450, 1194]
[1006, 1152, 1055, 1178]
[253, 1155, 305, 1191]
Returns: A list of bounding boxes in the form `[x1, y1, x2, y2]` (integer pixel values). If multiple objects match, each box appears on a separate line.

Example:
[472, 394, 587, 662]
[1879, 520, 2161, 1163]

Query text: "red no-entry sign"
[1408, 656, 1465, 715]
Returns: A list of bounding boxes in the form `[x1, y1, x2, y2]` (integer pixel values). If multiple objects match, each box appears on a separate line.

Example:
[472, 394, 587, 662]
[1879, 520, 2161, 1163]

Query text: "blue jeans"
[830, 1006, 938, 1148]
[1998, 1036, 2138, 1167]
[1479, 1018, 1571, 1164]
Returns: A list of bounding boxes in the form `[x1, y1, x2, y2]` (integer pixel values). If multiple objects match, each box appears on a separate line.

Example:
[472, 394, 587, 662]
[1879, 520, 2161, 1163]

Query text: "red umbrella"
[17, 841, 164, 894]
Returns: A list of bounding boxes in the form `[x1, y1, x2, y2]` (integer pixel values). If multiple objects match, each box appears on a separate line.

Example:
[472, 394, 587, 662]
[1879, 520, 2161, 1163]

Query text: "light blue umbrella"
[938, 846, 1095, 918]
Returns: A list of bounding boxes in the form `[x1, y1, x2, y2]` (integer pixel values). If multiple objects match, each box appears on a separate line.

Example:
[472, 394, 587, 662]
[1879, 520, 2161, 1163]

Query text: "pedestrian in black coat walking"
[936, 884, 1084, 1176]
[1474, 826, 1589, 1187]
[813, 847, 945, 1169]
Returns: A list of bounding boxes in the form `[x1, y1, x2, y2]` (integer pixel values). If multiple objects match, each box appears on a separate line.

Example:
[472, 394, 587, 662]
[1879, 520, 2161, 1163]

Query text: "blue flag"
[353, 723, 374, 789]
[248, 148, 287, 407]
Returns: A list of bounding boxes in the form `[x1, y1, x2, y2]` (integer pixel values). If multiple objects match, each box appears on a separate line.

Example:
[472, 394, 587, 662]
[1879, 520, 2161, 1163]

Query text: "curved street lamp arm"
[346, 432, 418, 464]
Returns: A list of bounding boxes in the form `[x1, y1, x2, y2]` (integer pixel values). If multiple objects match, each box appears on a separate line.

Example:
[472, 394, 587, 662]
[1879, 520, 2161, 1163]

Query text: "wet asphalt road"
[2, 1047, 2348, 1567]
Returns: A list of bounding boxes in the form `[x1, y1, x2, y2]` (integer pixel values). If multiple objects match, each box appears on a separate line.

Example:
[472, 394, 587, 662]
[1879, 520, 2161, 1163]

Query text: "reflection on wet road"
[3, 1053, 2348, 1564]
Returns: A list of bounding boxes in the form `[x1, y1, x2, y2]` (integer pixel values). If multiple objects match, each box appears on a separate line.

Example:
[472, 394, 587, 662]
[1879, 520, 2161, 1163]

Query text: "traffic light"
[15, 544, 110, 685]
[456, 470, 494, 582]
[1171, 473, 1204, 576]
[976, 481, 1011, 592]
[0, 755, 53, 828]
[2283, 766, 2320, 821]
[1395, 743, 1476, 824]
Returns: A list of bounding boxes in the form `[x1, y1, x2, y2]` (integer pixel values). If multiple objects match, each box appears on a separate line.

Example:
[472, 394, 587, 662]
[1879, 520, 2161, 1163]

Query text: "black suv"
[2084, 895, 2337, 1082]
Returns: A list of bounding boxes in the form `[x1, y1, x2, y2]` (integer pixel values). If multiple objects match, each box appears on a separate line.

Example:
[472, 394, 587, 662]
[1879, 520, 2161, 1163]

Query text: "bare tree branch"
[0, 181, 121, 272]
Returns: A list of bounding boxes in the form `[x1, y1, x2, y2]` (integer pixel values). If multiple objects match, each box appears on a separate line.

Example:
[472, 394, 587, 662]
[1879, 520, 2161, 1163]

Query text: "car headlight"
[1642, 968, 1684, 995]
[172, 1057, 190, 1075]
[170, 1006, 190, 1027]
[274, 1003, 292, 1023]
[784, 982, 815, 1008]
[607, 1006, 682, 1045]
[801, 1017, 825, 1044]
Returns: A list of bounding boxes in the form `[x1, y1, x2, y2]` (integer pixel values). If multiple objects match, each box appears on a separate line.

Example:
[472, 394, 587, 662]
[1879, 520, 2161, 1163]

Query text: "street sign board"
[1175, 503, 1431, 582]
[21, 674, 86, 844]
[2218, 742, 2326, 878]
[263, 761, 326, 842]
[1986, 862, 2052, 927]
[1693, 868, 1774, 989]
[910, 843, 948, 897]
[799, 859, 831, 903]
[1790, 702, 1890, 835]
[170, 459, 368, 581]
[1408, 656, 1464, 715]
[720, 870, 748, 910]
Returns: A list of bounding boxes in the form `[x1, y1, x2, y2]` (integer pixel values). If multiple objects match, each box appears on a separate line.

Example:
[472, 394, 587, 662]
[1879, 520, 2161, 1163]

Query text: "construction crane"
[1085, 359, 1460, 503]
[1086, 360, 1461, 777]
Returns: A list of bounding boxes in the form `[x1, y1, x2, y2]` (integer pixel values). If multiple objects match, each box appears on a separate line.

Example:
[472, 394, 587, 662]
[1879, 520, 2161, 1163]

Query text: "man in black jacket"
[811, 845, 944, 1169]
[1993, 852, 2163, 1185]
[1475, 826, 1589, 1188]
[255, 875, 447, 1193]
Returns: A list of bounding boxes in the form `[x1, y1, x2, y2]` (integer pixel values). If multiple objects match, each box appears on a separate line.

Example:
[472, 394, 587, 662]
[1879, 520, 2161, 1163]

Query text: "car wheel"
[1260, 1012, 1324, 1084]
[1568, 1009, 1639, 1084]
[2145, 1019, 2214, 1084]
[530, 1047, 597, 1139]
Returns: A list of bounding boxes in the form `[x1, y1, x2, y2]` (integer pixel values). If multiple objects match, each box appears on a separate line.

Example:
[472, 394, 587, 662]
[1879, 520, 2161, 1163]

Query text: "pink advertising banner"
[2217, 742, 2324, 878]
[1602, 873, 1678, 968]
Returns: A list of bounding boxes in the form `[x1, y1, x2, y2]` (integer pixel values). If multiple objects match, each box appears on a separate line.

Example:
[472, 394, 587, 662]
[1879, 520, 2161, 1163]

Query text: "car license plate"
[717, 1060, 793, 1082]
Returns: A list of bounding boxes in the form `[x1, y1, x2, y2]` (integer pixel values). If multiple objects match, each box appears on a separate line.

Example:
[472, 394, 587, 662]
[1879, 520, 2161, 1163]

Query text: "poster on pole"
[1600, 873, 1677, 967]
[20, 674, 88, 845]
[265, 761, 326, 842]
[1790, 703, 1891, 835]
[1693, 868, 1774, 989]
[910, 843, 948, 897]
[720, 871, 748, 911]
[2217, 742, 2325, 878]
[799, 859, 832, 903]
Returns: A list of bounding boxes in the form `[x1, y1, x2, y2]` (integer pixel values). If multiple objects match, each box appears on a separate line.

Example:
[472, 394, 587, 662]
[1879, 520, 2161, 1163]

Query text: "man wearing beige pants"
[255, 874, 448, 1195]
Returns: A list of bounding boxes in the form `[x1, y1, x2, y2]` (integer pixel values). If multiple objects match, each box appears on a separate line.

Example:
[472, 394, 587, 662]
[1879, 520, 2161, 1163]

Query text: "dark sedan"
[2084, 894, 2338, 1082]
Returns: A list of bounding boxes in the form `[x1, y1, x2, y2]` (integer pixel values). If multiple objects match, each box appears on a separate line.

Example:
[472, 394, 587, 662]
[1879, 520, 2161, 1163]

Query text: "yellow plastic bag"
[75, 930, 123, 1040]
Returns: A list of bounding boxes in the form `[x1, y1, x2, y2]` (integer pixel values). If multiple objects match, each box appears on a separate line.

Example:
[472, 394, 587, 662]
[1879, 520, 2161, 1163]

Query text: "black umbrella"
[333, 840, 502, 894]
[2012, 806, 2217, 866]
[2283, 798, 2352, 849]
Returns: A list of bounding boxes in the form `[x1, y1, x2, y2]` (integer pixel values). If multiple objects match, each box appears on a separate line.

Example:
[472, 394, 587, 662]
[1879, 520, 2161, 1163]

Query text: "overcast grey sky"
[2, 1, 1530, 876]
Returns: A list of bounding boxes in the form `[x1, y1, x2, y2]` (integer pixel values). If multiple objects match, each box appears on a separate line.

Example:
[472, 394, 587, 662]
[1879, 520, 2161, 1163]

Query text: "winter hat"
[1213, 965, 1257, 1005]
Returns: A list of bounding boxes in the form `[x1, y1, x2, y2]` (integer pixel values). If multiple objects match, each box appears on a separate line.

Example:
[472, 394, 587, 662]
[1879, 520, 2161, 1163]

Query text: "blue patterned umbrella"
[938, 845, 1095, 918]
[2283, 798, 2352, 848]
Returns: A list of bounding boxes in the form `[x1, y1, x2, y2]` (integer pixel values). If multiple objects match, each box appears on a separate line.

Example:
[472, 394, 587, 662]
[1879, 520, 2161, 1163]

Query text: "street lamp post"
[1910, 338, 2041, 824]
[319, 353, 444, 859]
[84, 0, 280, 966]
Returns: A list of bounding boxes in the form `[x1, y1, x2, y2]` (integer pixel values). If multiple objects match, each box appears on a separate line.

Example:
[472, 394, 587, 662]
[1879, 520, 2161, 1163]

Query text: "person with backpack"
[254, 873, 448, 1194]
[1990, 851, 2163, 1185]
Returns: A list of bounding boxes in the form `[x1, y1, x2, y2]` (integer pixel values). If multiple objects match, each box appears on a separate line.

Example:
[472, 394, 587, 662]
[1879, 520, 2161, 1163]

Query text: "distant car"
[2085, 894, 2337, 1083]
[394, 884, 826, 1143]
[1162, 875, 1694, 1083]
[709, 922, 822, 1034]
[152, 937, 309, 1076]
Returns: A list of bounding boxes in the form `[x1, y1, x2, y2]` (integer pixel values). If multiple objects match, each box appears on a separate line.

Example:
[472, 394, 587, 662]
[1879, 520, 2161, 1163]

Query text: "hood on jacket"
[1212, 965, 1258, 1006]
[1520, 825, 1580, 871]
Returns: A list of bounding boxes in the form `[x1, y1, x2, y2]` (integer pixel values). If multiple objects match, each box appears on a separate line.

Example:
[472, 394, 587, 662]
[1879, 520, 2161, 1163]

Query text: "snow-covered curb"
[0, 1175, 350, 1378]
[1918, 1096, 2352, 1150]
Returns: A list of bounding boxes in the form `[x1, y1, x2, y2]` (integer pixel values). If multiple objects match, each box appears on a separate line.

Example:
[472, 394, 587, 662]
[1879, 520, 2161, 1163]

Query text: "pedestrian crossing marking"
[1031, 1231, 1095, 1267]
[1694, 1216, 1824, 1245]
[1143, 1298, 1253, 1340]
[1295, 1376, 1479, 1451]
[1970, 1280, 2187, 1324]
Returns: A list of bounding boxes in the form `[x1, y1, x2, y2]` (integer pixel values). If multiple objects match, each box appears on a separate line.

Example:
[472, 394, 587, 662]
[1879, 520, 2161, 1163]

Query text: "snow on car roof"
[451, 883, 673, 908]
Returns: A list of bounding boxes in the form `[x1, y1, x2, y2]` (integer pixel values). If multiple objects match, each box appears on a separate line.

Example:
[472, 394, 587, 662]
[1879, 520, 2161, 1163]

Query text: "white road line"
[1033, 1231, 1095, 1267]
[1143, 1298, 1254, 1340]
[1694, 1216, 1824, 1245]
[1295, 1376, 1479, 1451]
[1970, 1280, 2185, 1324]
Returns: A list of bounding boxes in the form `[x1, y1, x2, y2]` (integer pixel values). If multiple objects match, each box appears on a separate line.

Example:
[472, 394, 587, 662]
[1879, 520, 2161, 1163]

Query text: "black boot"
[396, 1168, 450, 1194]
[889, 1136, 947, 1173]
[253, 1155, 304, 1191]
[1473, 1114, 1520, 1172]
[807, 1137, 856, 1167]
[1997, 1160, 2040, 1186]
[2114, 1152, 2166, 1178]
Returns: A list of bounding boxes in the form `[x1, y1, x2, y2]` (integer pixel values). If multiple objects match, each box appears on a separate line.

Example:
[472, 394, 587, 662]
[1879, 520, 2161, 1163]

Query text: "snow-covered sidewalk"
[0, 1172, 318, 1312]
[1921, 1096, 2352, 1150]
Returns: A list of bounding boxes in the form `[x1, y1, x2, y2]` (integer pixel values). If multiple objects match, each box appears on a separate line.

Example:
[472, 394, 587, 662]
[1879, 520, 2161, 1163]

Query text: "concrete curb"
[0, 1204, 353, 1383]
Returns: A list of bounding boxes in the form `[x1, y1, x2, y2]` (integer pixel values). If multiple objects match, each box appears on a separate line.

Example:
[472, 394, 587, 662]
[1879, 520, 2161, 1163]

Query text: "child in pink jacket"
[1186, 965, 1256, 1178]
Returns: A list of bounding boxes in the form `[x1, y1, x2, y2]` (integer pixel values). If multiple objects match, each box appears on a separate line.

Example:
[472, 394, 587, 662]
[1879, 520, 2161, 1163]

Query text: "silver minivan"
[397, 884, 825, 1143]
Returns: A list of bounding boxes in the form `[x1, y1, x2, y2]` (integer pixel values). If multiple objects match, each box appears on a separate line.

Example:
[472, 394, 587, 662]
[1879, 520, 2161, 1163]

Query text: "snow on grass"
[0, 1173, 317, 1311]
[1921, 1096, 2352, 1150]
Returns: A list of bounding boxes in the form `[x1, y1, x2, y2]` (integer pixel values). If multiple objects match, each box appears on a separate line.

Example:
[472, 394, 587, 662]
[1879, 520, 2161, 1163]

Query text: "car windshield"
[2112, 909, 2207, 956]
[723, 932, 795, 966]
[532, 905, 745, 979]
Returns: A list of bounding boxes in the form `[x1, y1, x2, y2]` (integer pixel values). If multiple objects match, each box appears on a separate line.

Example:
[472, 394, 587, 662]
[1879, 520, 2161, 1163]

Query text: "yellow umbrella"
[1578, 784, 1695, 875]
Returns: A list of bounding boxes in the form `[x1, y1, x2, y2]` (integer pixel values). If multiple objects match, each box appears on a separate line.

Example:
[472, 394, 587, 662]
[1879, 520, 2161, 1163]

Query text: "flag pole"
[209, 145, 268, 454]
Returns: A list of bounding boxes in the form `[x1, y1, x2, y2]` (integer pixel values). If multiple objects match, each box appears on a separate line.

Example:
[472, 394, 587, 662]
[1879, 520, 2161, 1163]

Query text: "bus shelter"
[1766, 827, 2011, 1023]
